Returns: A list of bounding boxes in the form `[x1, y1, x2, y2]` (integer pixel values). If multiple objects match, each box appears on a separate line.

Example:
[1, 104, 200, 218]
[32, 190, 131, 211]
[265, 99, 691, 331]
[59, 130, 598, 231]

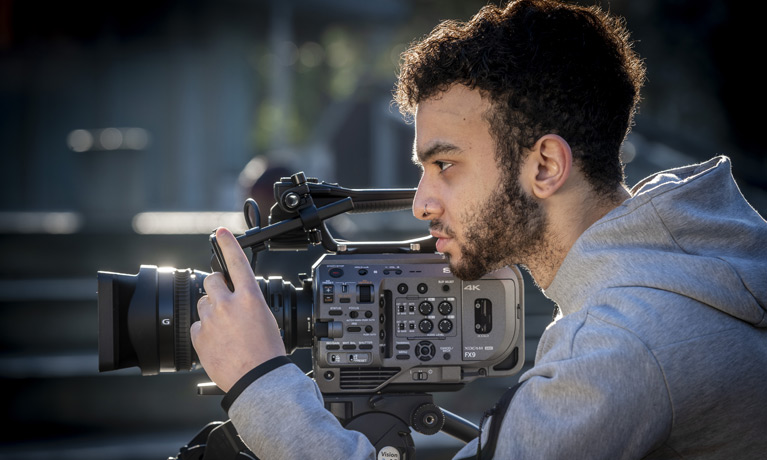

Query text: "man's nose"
[412, 179, 440, 221]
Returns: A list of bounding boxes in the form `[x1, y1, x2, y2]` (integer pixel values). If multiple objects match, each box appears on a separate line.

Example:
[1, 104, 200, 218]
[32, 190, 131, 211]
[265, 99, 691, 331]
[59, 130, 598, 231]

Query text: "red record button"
[328, 268, 344, 278]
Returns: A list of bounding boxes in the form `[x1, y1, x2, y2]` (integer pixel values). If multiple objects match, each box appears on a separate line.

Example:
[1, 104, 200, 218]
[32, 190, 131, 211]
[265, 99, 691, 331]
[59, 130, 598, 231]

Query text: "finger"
[215, 227, 256, 290]
[190, 320, 201, 343]
[202, 271, 231, 299]
[196, 295, 212, 319]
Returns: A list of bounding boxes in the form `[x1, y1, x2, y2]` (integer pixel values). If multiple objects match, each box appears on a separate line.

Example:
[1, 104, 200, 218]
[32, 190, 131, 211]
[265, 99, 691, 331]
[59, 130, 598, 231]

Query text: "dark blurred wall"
[606, 0, 766, 190]
[1, 0, 763, 220]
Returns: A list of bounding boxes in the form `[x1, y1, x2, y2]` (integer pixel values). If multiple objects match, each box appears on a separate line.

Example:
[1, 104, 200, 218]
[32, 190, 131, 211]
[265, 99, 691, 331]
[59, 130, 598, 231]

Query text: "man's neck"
[526, 185, 630, 290]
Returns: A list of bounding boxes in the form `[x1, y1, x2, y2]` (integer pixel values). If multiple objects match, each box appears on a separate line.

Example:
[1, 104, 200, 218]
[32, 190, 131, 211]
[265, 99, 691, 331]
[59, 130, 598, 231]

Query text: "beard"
[430, 174, 548, 281]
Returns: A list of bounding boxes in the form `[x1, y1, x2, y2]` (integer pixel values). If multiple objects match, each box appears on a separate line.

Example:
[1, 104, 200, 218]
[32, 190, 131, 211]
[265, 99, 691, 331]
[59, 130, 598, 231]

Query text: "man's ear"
[529, 134, 572, 199]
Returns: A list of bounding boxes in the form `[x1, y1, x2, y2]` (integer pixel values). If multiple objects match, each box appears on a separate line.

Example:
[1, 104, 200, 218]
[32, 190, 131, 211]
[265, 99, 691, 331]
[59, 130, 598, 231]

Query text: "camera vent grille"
[339, 367, 400, 390]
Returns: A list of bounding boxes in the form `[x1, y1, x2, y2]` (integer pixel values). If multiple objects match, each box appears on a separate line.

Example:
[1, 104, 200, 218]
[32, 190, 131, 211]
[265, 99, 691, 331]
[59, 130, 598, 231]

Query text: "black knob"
[411, 403, 444, 435]
[418, 301, 433, 315]
[291, 172, 307, 185]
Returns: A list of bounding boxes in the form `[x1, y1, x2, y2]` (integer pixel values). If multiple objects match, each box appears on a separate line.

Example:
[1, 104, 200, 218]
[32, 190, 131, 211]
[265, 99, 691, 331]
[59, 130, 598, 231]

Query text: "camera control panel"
[311, 253, 524, 393]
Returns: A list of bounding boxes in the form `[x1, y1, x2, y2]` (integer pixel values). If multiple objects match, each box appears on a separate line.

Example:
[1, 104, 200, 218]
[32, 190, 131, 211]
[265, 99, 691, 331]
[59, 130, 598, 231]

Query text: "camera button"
[342, 344, 356, 350]
[329, 268, 344, 278]
[417, 283, 428, 294]
[329, 309, 343, 316]
[358, 285, 373, 303]
[415, 341, 436, 361]
[347, 326, 361, 332]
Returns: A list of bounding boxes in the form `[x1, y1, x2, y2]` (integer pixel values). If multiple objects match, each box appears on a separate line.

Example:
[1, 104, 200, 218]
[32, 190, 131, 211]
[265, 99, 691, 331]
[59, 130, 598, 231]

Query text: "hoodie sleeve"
[484, 311, 673, 459]
[226, 312, 672, 460]
[227, 363, 376, 460]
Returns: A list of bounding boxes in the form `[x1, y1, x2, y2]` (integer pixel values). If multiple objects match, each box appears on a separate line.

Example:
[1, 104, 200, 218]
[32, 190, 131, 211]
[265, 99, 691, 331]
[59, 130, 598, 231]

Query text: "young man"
[191, 0, 767, 458]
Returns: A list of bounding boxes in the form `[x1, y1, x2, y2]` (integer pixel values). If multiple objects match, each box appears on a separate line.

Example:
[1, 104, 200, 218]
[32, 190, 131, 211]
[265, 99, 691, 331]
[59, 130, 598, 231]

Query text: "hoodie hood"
[546, 156, 767, 327]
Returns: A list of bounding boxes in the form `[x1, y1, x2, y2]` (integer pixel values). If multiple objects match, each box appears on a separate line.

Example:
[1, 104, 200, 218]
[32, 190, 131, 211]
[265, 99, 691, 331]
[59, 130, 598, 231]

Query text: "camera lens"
[98, 266, 207, 375]
[98, 265, 312, 376]
[257, 276, 313, 355]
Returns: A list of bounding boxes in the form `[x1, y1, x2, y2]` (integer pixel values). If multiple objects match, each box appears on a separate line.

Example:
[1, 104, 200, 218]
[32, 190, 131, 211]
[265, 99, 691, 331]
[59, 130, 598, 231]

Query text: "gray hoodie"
[229, 156, 767, 459]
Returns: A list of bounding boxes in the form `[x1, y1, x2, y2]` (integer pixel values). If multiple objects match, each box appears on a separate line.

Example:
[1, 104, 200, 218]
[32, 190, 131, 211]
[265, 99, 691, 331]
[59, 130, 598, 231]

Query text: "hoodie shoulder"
[546, 156, 767, 327]
[634, 156, 767, 326]
[630, 155, 730, 197]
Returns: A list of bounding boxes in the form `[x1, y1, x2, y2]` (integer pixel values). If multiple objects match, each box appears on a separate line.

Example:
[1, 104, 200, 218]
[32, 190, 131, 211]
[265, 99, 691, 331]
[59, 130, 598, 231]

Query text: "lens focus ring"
[174, 269, 192, 371]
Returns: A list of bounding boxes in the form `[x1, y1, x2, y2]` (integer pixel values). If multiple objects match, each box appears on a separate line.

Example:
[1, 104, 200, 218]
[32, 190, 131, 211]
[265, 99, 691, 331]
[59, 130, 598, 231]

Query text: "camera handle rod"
[210, 198, 355, 287]
[273, 172, 416, 215]
[211, 171, 438, 282]
[238, 198, 354, 251]
[441, 408, 481, 443]
[269, 171, 437, 253]
[211, 195, 437, 284]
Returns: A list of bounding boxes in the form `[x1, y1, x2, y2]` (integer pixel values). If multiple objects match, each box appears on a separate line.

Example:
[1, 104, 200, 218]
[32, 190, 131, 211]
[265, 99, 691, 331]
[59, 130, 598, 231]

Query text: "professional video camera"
[97, 172, 525, 460]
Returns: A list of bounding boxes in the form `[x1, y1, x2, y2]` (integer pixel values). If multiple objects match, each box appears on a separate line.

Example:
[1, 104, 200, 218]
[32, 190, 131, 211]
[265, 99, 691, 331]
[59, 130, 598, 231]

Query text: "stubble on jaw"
[436, 171, 549, 281]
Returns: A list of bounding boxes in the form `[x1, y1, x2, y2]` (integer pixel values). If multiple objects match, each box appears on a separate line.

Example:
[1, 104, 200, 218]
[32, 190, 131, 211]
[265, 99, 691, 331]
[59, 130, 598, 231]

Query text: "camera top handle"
[210, 171, 436, 285]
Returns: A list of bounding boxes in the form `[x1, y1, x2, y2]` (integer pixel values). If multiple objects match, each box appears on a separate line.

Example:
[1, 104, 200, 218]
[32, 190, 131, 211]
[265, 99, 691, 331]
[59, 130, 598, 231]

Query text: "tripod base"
[169, 420, 256, 460]
[325, 393, 448, 459]
[171, 393, 478, 460]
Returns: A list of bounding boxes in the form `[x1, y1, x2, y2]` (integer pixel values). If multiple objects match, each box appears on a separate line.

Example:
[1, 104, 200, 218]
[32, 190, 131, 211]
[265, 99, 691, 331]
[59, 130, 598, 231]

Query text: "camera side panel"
[311, 253, 524, 393]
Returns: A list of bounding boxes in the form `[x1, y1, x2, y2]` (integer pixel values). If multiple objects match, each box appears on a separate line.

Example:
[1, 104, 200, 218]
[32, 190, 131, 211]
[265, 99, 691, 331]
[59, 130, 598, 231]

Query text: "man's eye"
[435, 161, 453, 172]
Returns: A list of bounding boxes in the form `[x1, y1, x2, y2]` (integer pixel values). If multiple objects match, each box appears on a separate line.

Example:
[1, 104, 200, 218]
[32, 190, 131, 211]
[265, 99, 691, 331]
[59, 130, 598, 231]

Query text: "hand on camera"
[190, 227, 285, 392]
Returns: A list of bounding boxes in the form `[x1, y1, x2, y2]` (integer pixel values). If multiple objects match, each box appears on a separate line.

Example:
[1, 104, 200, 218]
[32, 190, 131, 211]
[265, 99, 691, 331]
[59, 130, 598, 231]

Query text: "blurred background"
[0, 0, 764, 459]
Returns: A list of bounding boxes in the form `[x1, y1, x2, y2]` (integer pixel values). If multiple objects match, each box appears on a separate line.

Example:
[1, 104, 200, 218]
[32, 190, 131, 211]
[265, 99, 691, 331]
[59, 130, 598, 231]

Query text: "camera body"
[97, 173, 525, 395]
[309, 253, 523, 393]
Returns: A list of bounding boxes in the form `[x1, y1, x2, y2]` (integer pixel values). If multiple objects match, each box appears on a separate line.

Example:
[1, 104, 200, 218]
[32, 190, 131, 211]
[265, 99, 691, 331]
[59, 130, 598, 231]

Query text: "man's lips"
[431, 231, 452, 253]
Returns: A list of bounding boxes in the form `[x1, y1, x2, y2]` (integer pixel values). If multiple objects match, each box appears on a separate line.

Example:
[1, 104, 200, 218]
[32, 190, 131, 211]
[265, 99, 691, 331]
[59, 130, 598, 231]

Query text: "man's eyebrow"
[412, 142, 461, 166]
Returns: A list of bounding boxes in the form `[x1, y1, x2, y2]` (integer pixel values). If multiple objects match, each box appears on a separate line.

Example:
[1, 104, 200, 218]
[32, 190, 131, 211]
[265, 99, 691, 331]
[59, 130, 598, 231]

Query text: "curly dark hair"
[395, 0, 645, 197]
